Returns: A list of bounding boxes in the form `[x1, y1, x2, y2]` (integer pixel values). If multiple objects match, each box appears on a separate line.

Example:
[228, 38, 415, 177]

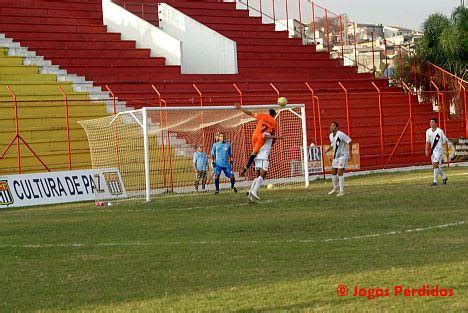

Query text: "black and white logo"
[0, 180, 14, 206]
[103, 172, 123, 196]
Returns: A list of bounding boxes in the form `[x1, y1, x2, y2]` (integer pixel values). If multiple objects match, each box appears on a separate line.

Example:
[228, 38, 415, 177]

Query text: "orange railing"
[0, 85, 117, 175]
[57, 85, 72, 170]
[115, 0, 377, 74]
[114, 0, 467, 87]
[428, 62, 467, 88]
[151, 85, 174, 191]
[428, 63, 467, 137]
[392, 44, 468, 136]
[0, 84, 466, 176]
[137, 87, 464, 174]
[0, 86, 51, 174]
[233, 0, 376, 73]
[371, 82, 385, 169]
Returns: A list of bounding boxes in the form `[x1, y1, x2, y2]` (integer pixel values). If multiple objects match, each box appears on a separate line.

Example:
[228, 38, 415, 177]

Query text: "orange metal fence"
[1, 84, 466, 176]
[391, 45, 467, 137]
[427, 63, 467, 137]
[0, 85, 109, 175]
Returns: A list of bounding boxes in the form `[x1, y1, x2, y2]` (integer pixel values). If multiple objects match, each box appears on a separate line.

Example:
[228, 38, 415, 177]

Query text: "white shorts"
[254, 159, 269, 171]
[431, 152, 443, 164]
[332, 156, 348, 169]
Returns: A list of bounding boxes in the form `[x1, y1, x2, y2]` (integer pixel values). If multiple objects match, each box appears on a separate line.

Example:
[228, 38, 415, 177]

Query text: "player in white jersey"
[247, 132, 277, 202]
[425, 118, 448, 186]
[324, 121, 352, 196]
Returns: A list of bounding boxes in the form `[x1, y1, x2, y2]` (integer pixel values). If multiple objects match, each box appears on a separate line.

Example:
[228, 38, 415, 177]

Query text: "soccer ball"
[267, 183, 274, 190]
[277, 97, 288, 107]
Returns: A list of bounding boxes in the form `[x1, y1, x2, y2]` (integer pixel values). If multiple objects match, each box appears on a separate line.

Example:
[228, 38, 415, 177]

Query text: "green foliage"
[417, 6, 467, 79]
[391, 5, 467, 116]
[392, 6, 467, 84]
[452, 5, 468, 68]
[391, 50, 414, 83]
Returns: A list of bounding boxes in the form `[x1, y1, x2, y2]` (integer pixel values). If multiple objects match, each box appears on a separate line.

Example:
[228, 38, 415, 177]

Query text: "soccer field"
[0, 167, 467, 312]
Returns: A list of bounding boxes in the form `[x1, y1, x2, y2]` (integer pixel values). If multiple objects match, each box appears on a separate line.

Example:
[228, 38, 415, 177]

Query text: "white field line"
[1, 200, 274, 217]
[391, 172, 468, 182]
[3, 168, 467, 216]
[346, 171, 468, 186]
[0, 221, 463, 249]
[6, 172, 468, 217]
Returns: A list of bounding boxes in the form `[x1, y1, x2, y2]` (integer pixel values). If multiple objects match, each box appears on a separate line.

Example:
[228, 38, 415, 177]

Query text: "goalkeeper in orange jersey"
[234, 103, 277, 176]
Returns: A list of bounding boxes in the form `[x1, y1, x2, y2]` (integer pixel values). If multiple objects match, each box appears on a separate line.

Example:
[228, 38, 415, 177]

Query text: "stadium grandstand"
[0, 0, 465, 189]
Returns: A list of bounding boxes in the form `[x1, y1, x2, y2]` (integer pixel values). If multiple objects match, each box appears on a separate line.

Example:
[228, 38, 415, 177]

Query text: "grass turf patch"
[0, 167, 467, 311]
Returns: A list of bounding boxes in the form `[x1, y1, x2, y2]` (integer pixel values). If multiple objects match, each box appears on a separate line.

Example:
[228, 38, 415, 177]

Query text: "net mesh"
[79, 105, 308, 203]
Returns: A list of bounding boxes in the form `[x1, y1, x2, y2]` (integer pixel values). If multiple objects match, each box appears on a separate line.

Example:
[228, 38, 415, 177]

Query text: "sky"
[249, 0, 462, 30]
[312, 0, 462, 30]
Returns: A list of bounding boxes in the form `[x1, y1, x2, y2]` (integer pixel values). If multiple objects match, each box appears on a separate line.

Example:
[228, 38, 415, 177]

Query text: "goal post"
[79, 104, 309, 204]
[142, 107, 151, 202]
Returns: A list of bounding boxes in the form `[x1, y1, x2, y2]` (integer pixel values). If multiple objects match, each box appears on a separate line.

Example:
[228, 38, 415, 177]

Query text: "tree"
[417, 5, 467, 79]
[390, 5, 467, 117]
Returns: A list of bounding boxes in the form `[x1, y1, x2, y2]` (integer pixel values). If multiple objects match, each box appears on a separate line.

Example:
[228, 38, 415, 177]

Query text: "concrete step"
[0, 33, 131, 114]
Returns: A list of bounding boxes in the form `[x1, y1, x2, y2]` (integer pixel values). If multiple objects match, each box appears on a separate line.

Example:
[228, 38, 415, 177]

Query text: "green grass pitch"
[0, 167, 467, 312]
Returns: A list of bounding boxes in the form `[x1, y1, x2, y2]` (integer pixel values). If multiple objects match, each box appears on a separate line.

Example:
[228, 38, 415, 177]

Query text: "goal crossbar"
[81, 104, 309, 203]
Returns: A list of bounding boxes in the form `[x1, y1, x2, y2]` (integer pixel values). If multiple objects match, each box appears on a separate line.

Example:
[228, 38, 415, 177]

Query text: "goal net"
[79, 104, 309, 203]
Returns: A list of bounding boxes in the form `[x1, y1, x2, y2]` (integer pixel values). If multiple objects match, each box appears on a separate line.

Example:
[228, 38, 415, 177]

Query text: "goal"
[79, 104, 309, 203]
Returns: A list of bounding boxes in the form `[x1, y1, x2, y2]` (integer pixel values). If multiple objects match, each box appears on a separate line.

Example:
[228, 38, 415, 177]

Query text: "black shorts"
[196, 171, 207, 179]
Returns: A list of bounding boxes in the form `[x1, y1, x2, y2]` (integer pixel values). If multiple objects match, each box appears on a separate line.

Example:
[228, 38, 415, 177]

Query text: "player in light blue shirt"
[193, 144, 208, 191]
[211, 133, 237, 194]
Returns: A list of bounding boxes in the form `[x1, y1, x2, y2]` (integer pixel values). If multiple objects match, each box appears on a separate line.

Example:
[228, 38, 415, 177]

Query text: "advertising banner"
[305, 144, 361, 174]
[323, 143, 361, 171]
[0, 168, 127, 208]
[446, 138, 468, 162]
